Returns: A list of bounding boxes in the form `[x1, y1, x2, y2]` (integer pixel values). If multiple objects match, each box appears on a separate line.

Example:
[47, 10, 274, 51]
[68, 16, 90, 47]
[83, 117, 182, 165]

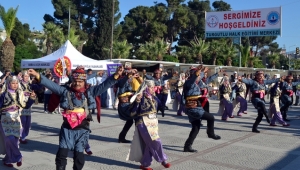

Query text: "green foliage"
[104, 40, 133, 59]
[0, 5, 19, 37]
[10, 18, 31, 46]
[91, 0, 121, 59]
[14, 41, 43, 71]
[137, 39, 168, 61]
[163, 54, 179, 62]
[0, 37, 2, 46]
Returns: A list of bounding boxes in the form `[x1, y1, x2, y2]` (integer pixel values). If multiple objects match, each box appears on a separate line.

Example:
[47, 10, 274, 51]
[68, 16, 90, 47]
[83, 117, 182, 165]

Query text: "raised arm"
[162, 74, 173, 81]
[292, 82, 300, 86]
[264, 78, 280, 85]
[37, 75, 66, 96]
[206, 73, 219, 84]
[241, 78, 254, 86]
[90, 75, 119, 97]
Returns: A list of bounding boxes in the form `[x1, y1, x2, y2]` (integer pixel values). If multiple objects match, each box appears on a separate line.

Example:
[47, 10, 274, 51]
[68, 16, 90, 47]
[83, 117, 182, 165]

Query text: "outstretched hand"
[27, 69, 39, 77]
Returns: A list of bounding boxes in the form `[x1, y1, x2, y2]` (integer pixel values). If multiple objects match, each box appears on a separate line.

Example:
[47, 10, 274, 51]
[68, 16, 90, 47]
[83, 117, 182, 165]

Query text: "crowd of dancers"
[0, 63, 297, 170]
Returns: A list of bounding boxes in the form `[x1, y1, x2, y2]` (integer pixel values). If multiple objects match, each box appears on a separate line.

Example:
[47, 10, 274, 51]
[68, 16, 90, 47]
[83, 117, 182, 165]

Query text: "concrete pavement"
[1, 100, 300, 170]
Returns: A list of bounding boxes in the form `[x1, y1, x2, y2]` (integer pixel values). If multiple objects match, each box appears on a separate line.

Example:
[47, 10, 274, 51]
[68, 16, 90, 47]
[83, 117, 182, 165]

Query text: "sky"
[0, 0, 300, 52]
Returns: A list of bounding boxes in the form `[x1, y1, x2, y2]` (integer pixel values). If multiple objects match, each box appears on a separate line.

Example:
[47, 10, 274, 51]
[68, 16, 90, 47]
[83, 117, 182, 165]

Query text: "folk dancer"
[19, 70, 41, 144]
[234, 76, 248, 116]
[176, 73, 186, 116]
[27, 66, 124, 170]
[198, 71, 219, 113]
[116, 67, 141, 143]
[144, 69, 173, 117]
[219, 76, 234, 120]
[127, 80, 170, 170]
[242, 71, 279, 133]
[268, 82, 290, 126]
[182, 66, 221, 153]
[0, 76, 36, 167]
[279, 75, 300, 121]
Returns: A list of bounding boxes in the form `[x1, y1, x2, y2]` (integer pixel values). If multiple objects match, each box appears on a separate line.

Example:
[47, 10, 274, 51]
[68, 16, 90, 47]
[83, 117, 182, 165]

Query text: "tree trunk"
[157, 54, 163, 61]
[212, 53, 217, 65]
[0, 38, 15, 71]
[46, 41, 53, 55]
[227, 57, 232, 66]
[198, 54, 202, 64]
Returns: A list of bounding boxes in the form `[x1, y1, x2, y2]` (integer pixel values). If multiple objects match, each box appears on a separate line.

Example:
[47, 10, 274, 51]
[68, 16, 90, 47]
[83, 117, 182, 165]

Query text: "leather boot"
[183, 144, 197, 152]
[56, 165, 66, 170]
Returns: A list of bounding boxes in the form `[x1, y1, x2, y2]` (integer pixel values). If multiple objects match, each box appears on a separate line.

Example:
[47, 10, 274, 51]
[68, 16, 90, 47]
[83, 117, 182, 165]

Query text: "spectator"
[44, 74, 53, 113]
[96, 71, 108, 108]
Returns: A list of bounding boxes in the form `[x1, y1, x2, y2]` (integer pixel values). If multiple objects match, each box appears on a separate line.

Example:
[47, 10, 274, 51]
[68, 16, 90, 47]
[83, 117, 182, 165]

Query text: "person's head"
[255, 71, 264, 82]
[154, 69, 161, 78]
[145, 80, 155, 95]
[22, 71, 30, 82]
[247, 74, 250, 78]
[87, 69, 92, 75]
[286, 75, 293, 83]
[180, 73, 185, 80]
[273, 75, 277, 79]
[5, 70, 11, 76]
[98, 70, 104, 76]
[45, 74, 52, 79]
[238, 75, 242, 81]
[72, 66, 87, 90]
[223, 76, 230, 85]
[234, 71, 237, 76]
[189, 68, 201, 81]
[7, 76, 19, 91]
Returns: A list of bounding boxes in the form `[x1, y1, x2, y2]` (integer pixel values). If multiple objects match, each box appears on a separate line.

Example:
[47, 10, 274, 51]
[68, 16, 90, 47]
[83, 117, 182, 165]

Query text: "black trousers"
[118, 119, 134, 140]
[253, 102, 267, 129]
[55, 148, 85, 170]
[185, 112, 215, 146]
[203, 101, 209, 113]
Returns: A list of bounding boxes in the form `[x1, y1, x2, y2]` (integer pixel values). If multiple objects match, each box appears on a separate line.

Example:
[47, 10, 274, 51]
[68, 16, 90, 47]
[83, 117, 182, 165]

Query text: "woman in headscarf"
[219, 76, 234, 120]
[0, 76, 36, 167]
[19, 70, 41, 144]
[176, 73, 186, 116]
[127, 80, 170, 170]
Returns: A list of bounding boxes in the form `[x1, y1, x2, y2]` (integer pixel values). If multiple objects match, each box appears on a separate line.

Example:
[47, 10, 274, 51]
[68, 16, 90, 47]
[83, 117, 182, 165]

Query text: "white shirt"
[97, 75, 107, 85]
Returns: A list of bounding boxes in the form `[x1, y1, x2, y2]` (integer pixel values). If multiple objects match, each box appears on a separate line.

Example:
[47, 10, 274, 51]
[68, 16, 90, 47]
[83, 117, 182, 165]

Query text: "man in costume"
[279, 75, 300, 121]
[198, 71, 219, 113]
[0, 76, 36, 167]
[144, 69, 174, 117]
[182, 65, 221, 153]
[127, 80, 171, 170]
[116, 63, 142, 143]
[242, 71, 279, 133]
[28, 66, 125, 170]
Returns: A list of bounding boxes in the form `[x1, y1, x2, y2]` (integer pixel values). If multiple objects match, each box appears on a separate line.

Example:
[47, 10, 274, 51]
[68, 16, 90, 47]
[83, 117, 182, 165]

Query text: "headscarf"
[1, 76, 26, 108]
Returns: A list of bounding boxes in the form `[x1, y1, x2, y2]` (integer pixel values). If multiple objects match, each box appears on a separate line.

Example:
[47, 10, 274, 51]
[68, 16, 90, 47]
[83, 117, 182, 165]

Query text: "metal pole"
[239, 36, 241, 68]
[68, 6, 70, 39]
[110, 0, 115, 61]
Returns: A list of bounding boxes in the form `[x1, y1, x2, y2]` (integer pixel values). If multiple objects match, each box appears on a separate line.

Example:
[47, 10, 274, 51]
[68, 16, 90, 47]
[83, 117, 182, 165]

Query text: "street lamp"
[266, 63, 268, 69]
[288, 44, 297, 70]
[282, 66, 284, 70]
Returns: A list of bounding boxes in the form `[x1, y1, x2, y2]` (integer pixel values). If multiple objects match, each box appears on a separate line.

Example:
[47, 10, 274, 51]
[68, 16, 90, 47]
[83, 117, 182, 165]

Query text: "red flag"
[95, 96, 101, 123]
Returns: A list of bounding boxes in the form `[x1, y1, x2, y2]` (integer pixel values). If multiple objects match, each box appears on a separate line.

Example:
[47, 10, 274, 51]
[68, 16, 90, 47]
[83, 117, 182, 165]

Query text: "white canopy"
[21, 40, 112, 70]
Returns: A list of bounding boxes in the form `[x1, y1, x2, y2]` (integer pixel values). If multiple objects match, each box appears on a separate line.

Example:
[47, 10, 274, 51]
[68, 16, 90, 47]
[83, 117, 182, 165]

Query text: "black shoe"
[208, 134, 221, 140]
[252, 129, 260, 133]
[161, 111, 165, 117]
[200, 123, 203, 126]
[183, 146, 197, 152]
[283, 119, 290, 122]
[118, 139, 131, 143]
[165, 106, 169, 110]
[56, 165, 66, 170]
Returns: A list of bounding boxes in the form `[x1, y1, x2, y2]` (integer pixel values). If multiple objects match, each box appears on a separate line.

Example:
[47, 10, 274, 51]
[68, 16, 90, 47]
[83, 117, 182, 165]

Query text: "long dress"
[127, 93, 167, 167]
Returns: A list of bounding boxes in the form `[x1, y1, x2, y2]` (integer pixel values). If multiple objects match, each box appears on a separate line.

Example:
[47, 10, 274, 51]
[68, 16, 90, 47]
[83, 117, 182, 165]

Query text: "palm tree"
[0, 5, 19, 71]
[237, 42, 251, 67]
[42, 22, 64, 54]
[104, 40, 132, 59]
[176, 45, 192, 63]
[208, 40, 222, 65]
[268, 54, 279, 69]
[248, 56, 260, 68]
[138, 39, 168, 61]
[189, 37, 209, 64]
[221, 43, 237, 66]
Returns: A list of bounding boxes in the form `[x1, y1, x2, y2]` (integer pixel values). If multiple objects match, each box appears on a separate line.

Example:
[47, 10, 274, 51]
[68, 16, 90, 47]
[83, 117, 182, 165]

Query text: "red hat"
[72, 66, 87, 80]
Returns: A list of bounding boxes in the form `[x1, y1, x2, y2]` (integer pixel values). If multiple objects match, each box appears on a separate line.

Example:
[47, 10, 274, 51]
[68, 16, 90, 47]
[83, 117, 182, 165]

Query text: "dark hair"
[87, 69, 92, 72]
[45, 74, 52, 79]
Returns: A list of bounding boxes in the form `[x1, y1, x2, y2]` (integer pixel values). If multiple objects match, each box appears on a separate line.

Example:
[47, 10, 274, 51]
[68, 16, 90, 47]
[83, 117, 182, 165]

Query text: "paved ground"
[1, 100, 300, 170]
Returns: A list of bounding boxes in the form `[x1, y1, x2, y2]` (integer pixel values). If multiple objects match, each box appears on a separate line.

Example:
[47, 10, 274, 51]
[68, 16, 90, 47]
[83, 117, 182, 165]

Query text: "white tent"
[21, 40, 112, 70]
